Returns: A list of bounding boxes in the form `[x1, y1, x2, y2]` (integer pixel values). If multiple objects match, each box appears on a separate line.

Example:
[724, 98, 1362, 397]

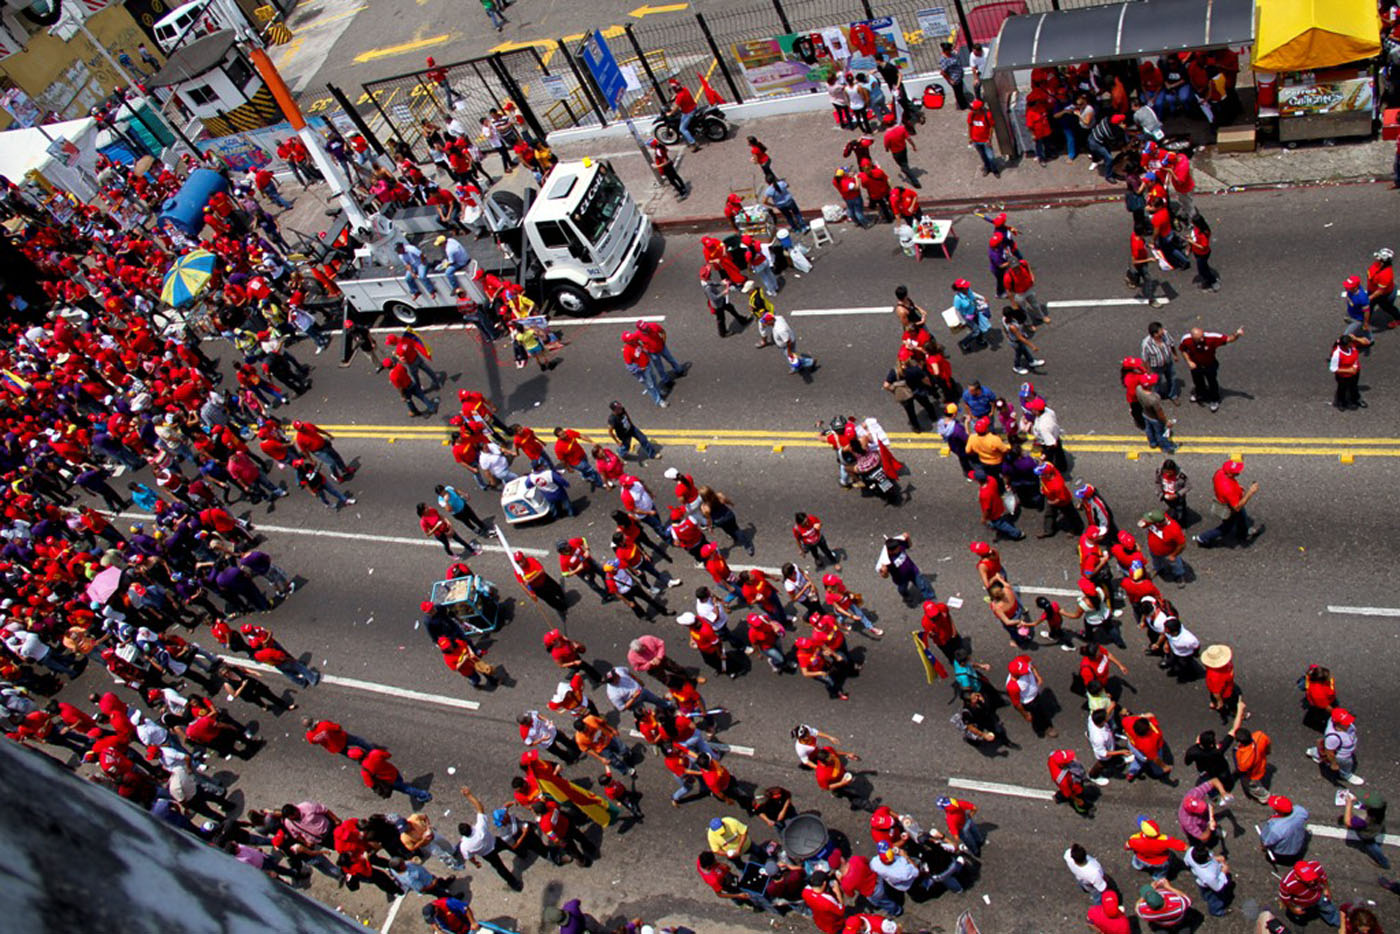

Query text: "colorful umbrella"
[160, 249, 217, 308]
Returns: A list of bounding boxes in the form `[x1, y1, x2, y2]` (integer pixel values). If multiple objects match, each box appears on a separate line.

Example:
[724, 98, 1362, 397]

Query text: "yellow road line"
[318, 425, 1400, 445]
[353, 34, 452, 63]
[310, 428, 1396, 458]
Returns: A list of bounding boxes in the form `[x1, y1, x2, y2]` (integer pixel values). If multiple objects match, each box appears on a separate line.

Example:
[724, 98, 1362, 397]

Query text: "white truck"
[334, 158, 653, 325]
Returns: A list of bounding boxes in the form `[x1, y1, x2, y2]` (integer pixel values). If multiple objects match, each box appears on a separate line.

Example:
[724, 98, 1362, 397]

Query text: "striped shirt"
[1141, 332, 1176, 368]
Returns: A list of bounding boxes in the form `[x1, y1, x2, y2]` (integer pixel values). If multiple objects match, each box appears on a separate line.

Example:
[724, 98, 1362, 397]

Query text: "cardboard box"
[1383, 107, 1400, 141]
[1216, 125, 1256, 152]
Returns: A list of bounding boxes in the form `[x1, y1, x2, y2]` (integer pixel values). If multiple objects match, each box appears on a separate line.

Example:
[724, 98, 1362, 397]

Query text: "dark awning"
[148, 30, 238, 88]
[990, 0, 1256, 72]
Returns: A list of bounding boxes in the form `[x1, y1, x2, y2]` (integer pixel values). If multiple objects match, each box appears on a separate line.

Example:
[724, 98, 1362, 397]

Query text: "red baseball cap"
[969, 541, 991, 556]
[973, 416, 991, 433]
[1268, 794, 1293, 815]
[1332, 707, 1356, 726]
[1008, 655, 1031, 675]
[1222, 459, 1244, 475]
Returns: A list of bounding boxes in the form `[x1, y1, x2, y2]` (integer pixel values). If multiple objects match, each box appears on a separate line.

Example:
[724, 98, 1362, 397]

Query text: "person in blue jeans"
[394, 242, 438, 298]
[608, 401, 659, 462]
[762, 178, 809, 233]
[1136, 376, 1177, 453]
[951, 281, 992, 351]
[1195, 460, 1260, 548]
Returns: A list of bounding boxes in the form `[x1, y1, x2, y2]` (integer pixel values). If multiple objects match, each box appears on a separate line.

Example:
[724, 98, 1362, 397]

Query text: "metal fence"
[357, 0, 1133, 157]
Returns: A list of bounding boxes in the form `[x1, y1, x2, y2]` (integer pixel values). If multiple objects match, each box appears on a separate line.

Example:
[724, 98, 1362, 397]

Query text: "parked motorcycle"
[652, 104, 729, 146]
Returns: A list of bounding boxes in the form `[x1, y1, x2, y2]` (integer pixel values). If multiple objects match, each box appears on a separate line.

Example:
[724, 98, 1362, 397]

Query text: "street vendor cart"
[429, 573, 502, 636]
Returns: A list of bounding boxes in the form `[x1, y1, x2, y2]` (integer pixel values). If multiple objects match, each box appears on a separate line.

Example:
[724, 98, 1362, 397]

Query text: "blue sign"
[580, 30, 626, 111]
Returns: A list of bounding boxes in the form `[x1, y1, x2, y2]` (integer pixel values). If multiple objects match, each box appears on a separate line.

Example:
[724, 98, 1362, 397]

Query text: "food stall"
[1254, 0, 1381, 142]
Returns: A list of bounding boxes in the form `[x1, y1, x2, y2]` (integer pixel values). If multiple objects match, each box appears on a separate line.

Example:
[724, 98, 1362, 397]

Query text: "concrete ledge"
[647, 172, 1392, 234]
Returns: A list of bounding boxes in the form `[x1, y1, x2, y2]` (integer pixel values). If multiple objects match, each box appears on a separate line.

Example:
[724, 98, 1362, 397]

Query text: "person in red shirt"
[1138, 510, 1187, 579]
[856, 158, 893, 223]
[879, 113, 920, 189]
[1124, 818, 1187, 876]
[302, 717, 373, 758]
[1122, 711, 1173, 783]
[832, 168, 870, 228]
[1178, 325, 1244, 411]
[1087, 889, 1132, 934]
[665, 78, 700, 149]
[1196, 458, 1260, 547]
[966, 100, 1000, 177]
[515, 552, 569, 619]
[251, 166, 293, 210]
[542, 629, 602, 684]
[1034, 460, 1078, 538]
[1136, 878, 1192, 929]
[973, 467, 1024, 541]
[1048, 748, 1090, 815]
[801, 871, 847, 934]
[351, 746, 431, 804]
[1367, 247, 1397, 325]
[551, 426, 604, 489]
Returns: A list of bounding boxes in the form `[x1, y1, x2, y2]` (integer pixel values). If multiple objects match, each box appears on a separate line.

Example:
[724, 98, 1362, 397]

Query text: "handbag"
[1208, 500, 1232, 520]
[890, 380, 915, 403]
[1002, 488, 1020, 515]
[474, 659, 496, 677]
[1125, 189, 1146, 213]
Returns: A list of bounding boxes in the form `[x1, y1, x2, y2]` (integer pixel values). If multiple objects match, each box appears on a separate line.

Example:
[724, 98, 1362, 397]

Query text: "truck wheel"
[549, 283, 593, 316]
[488, 190, 525, 227]
[654, 123, 680, 146]
[702, 118, 728, 142]
[386, 300, 419, 325]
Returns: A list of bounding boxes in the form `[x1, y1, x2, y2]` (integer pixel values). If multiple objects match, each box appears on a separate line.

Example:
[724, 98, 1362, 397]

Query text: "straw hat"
[1200, 644, 1232, 668]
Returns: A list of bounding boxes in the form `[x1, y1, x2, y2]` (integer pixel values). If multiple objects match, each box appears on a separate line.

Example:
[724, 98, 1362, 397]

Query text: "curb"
[650, 172, 1392, 234]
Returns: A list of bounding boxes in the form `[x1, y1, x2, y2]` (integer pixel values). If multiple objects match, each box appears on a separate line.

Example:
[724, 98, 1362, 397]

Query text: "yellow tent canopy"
[1254, 0, 1381, 72]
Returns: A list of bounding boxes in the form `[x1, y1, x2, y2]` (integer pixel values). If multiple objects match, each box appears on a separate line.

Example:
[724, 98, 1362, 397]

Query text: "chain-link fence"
[357, 0, 1132, 150]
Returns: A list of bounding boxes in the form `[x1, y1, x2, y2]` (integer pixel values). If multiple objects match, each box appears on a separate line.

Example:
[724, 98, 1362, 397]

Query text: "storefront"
[1254, 0, 1381, 142]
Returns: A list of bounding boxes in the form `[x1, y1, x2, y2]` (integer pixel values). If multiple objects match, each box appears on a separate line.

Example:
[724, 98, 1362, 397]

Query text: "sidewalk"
[546, 104, 1397, 232]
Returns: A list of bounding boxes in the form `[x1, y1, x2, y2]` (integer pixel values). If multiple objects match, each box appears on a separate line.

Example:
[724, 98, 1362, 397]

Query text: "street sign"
[540, 73, 570, 101]
[916, 6, 952, 40]
[580, 29, 626, 111]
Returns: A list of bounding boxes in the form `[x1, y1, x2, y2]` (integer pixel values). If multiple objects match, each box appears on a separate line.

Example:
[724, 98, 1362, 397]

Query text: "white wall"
[178, 65, 261, 119]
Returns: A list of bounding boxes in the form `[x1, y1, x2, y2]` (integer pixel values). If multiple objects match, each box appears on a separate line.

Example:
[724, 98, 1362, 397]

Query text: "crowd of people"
[2, 16, 1399, 934]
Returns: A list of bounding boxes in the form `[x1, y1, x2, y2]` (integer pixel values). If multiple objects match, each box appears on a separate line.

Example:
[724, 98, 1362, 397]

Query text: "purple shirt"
[1176, 781, 1213, 840]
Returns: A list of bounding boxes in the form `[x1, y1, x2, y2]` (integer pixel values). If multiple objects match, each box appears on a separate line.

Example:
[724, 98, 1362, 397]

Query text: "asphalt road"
[55, 182, 1400, 934]
[278, 0, 720, 101]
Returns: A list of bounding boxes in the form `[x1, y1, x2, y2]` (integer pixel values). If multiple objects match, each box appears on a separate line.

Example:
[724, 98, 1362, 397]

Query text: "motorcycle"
[652, 104, 729, 146]
[853, 447, 901, 504]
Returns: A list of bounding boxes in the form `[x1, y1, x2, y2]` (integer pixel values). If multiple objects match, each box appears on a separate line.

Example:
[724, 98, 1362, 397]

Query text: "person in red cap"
[303, 717, 374, 759]
[856, 159, 893, 223]
[917, 600, 962, 662]
[973, 466, 1024, 541]
[792, 511, 841, 570]
[1278, 859, 1340, 926]
[1308, 706, 1363, 785]
[1006, 655, 1056, 736]
[667, 505, 710, 562]
[1086, 888, 1131, 934]
[1195, 458, 1261, 548]
[966, 99, 1000, 177]
[1259, 794, 1309, 864]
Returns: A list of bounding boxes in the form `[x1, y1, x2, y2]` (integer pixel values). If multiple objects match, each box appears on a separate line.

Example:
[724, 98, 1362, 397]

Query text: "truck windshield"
[569, 166, 625, 246]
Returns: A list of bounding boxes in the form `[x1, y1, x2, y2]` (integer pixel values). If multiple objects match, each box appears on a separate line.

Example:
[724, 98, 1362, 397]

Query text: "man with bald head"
[1179, 325, 1245, 412]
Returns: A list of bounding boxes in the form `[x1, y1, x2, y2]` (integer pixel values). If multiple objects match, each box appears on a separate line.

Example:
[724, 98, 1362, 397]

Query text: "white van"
[153, 0, 223, 52]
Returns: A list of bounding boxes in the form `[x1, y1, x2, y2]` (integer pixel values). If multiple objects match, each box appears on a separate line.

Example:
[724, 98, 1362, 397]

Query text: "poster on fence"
[732, 17, 911, 101]
[198, 116, 332, 171]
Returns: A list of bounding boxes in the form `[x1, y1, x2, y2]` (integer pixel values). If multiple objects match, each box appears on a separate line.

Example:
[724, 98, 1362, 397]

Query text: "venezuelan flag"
[532, 768, 617, 827]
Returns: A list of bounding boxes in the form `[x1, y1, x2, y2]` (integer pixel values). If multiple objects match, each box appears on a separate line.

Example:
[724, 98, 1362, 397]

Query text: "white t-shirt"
[696, 597, 729, 632]
[1185, 847, 1228, 891]
[1087, 716, 1116, 761]
[604, 670, 643, 710]
[457, 811, 496, 858]
[1063, 848, 1108, 892]
[1166, 625, 1200, 657]
[794, 725, 819, 765]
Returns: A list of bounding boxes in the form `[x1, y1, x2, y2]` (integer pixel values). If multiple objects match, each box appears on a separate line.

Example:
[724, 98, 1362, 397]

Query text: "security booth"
[147, 29, 282, 137]
[983, 0, 1256, 159]
[1254, 0, 1381, 143]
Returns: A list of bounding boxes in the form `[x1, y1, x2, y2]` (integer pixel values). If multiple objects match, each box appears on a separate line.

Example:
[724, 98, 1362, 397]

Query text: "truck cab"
[331, 158, 652, 324]
[524, 158, 651, 315]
